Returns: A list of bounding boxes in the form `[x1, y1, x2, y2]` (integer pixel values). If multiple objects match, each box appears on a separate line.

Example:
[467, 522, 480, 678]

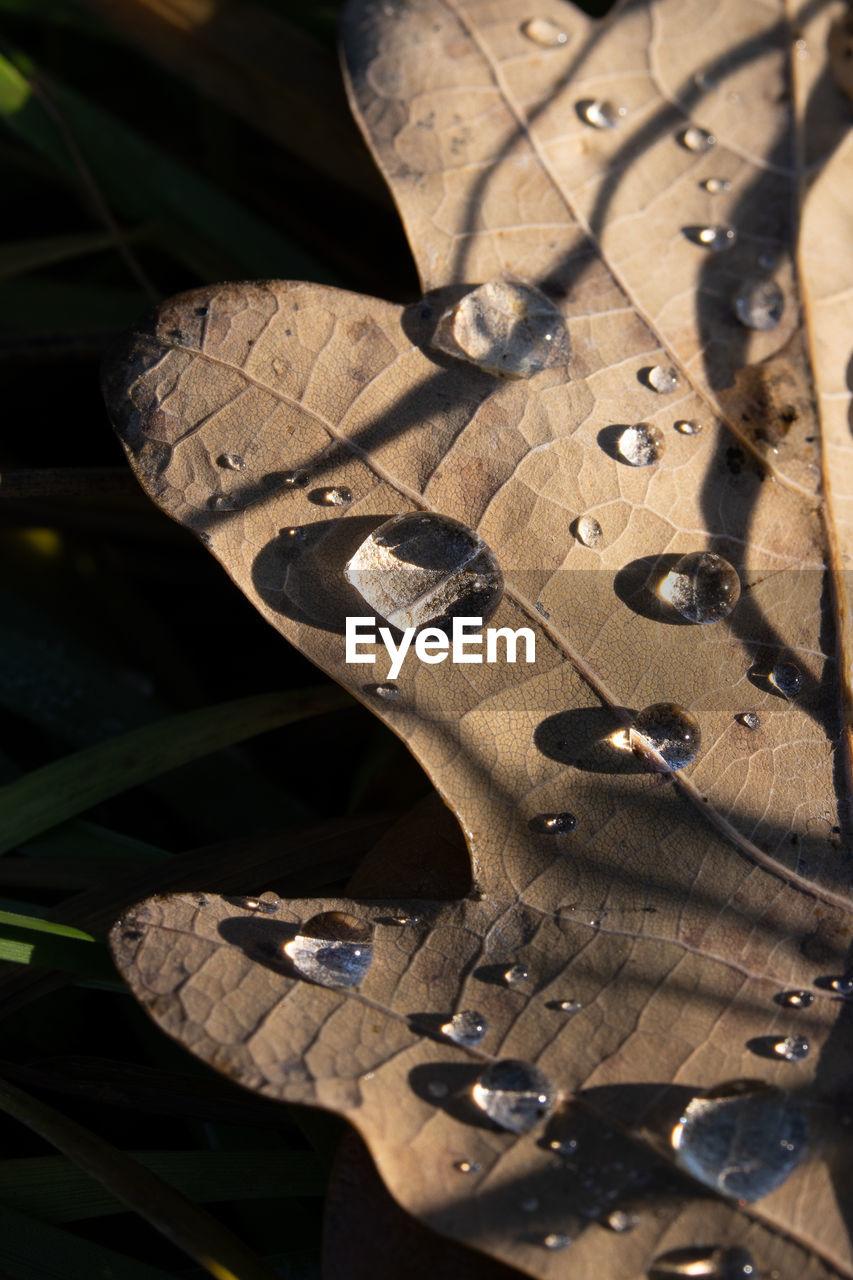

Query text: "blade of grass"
[0, 687, 352, 854]
[0, 1076, 283, 1280]
[0, 1202, 176, 1280]
[0, 1148, 326, 1222]
[20, 819, 171, 860]
[0, 908, 96, 940]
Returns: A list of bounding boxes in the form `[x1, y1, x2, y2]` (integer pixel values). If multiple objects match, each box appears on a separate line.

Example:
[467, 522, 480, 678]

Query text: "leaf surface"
[103, 1, 853, 1275]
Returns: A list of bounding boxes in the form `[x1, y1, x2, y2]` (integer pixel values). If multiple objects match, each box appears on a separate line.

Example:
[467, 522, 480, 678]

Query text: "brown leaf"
[103, 1, 853, 1276]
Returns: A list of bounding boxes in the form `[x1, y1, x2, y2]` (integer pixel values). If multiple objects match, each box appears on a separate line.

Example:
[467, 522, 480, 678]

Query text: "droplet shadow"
[218, 914, 299, 977]
[613, 555, 691, 625]
[408, 1061, 498, 1131]
[534, 706, 643, 775]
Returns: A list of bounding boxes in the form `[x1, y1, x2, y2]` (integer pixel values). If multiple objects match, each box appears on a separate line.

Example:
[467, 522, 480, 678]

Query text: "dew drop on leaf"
[503, 962, 529, 986]
[695, 225, 738, 251]
[282, 469, 309, 488]
[769, 661, 802, 698]
[607, 1209, 640, 1232]
[578, 98, 626, 129]
[454, 1159, 481, 1174]
[431, 279, 571, 378]
[531, 812, 577, 834]
[674, 419, 702, 434]
[671, 1081, 808, 1200]
[284, 911, 374, 989]
[217, 452, 245, 471]
[346, 511, 503, 629]
[775, 990, 814, 1008]
[616, 423, 664, 466]
[241, 891, 280, 914]
[556, 999, 582, 1013]
[650, 1246, 756, 1279]
[549, 1136, 579, 1156]
[574, 514, 603, 547]
[630, 703, 701, 771]
[316, 486, 353, 506]
[521, 16, 568, 46]
[829, 975, 853, 996]
[733, 277, 785, 330]
[736, 711, 760, 729]
[701, 177, 732, 194]
[368, 681, 400, 700]
[678, 124, 716, 152]
[208, 494, 236, 511]
[645, 364, 679, 394]
[541, 1232, 570, 1251]
[472, 1059, 555, 1133]
[772, 1034, 810, 1062]
[441, 1010, 488, 1046]
[659, 551, 741, 623]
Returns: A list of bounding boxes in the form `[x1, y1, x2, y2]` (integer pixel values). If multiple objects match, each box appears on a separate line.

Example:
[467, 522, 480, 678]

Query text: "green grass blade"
[0, 1202, 175, 1280]
[0, 909, 95, 941]
[0, 687, 351, 854]
[20, 819, 171, 861]
[0, 1077, 283, 1280]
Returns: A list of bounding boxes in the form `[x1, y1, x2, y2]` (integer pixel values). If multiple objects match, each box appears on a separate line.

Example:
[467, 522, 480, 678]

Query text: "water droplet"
[208, 493, 236, 511]
[454, 1159, 481, 1173]
[368, 681, 400, 700]
[733, 277, 785, 331]
[829, 974, 853, 996]
[719, 1248, 757, 1279]
[427, 1080, 449, 1099]
[217, 452, 245, 471]
[243, 891, 281, 914]
[646, 365, 679, 394]
[503, 962, 529, 986]
[701, 177, 732, 194]
[574, 514, 603, 547]
[671, 1081, 808, 1200]
[542, 1232, 570, 1251]
[578, 99, 626, 129]
[772, 1034, 810, 1062]
[737, 711, 760, 729]
[679, 124, 716, 153]
[432, 279, 570, 378]
[607, 1209, 640, 1232]
[472, 1059, 555, 1133]
[776, 990, 813, 1008]
[695, 225, 738, 251]
[317, 486, 353, 506]
[531, 812, 577, 834]
[650, 1246, 756, 1280]
[346, 512, 503, 630]
[441, 1010, 488, 1046]
[284, 911, 374, 989]
[557, 999, 582, 1013]
[283, 469, 308, 488]
[659, 551, 741, 624]
[630, 703, 701, 771]
[674, 419, 702, 434]
[521, 16, 568, 46]
[549, 1136, 579, 1157]
[617, 423, 664, 466]
[769, 662, 802, 698]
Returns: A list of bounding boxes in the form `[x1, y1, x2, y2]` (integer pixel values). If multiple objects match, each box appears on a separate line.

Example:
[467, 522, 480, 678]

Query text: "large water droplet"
[284, 911, 374, 989]
[472, 1059, 555, 1132]
[701, 177, 732, 194]
[679, 124, 716, 153]
[503, 962, 529, 987]
[521, 16, 568, 46]
[531, 812, 577, 834]
[574, 514, 603, 547]
[617, 423, 664, 466]
[646, 365, 679, 394]
[650, 1246, 756, 1279]
[737, 711, 760, 730]
[776, 989, 814, 1009]
[659, 551, 741, 623]
[578, 98, 626, 129]
[346, 512, 503, 630]
[441, 1010, 488, 1046]
[432, 280, 570, 378]
[733, 277, 785, 330]
[542, 1232, 570, 1251]
[630, 703, 700, 771]
[217, 451, 245, 471]
[771, 1034, 810, 1062]
[769, 661, 802, 698]
[694, 225, 738, 251]
[317, 486, 353, 506]
[671, 1081, 808, 1201]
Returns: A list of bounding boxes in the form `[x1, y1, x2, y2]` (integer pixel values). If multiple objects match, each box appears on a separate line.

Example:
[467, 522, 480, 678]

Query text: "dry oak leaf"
[103, 0, 853, 1276]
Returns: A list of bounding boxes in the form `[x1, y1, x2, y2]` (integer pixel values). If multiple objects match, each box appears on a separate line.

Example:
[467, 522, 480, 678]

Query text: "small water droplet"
[733, 277, 785, 330]
[346, 512, 503, 629]
[701, 177, 732, 194]
[454, 1159, 481, 1173]
[578, 98, 626, 129]
[650, 1246, 756, 1280]
[574, 514, 603, 547]
[769, 662, 802, 698]
[368, 681, 400, 700]
[521, 1196, 540, 1213]
[719, 1248, 757, 1279]
[531, 812, 577, 834]
[645, 364, 679, 394]
[542, 1232, 571, 1251]
[607, 1209, 640, 1232]
[441, 1009, 488, 1046]
[217, 452, 245, 471]
[208, 494, 236, 511]
[737, 711, 760, 730]
[521, 16, 568, 46]
[617, 423, 664, 466]
[244, 891, 280, 914]
[671, 1081, 808, 1201]
[776, 990, 814, 1008]
[695, 225, 738, 251]
[659, 551, 741, 623]
[503, 962, 529, 986]
[549, 1136, 579, 1157]
[284, 911, 374, 989]
[472, 1059, 555, 1133]
[772, 1034, 810, 1062]
[630, 703, 701, 770]
[674, 419, 702, 435]
[557, 999, 582, 1013]
[829, 975, 853, 996]
[427, 1080, 449, 1099]
[432, 279, 570, 378]
[317, 486, 353, 506]
[678, 124, 716, 153]
[282, 469, 308, 488]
